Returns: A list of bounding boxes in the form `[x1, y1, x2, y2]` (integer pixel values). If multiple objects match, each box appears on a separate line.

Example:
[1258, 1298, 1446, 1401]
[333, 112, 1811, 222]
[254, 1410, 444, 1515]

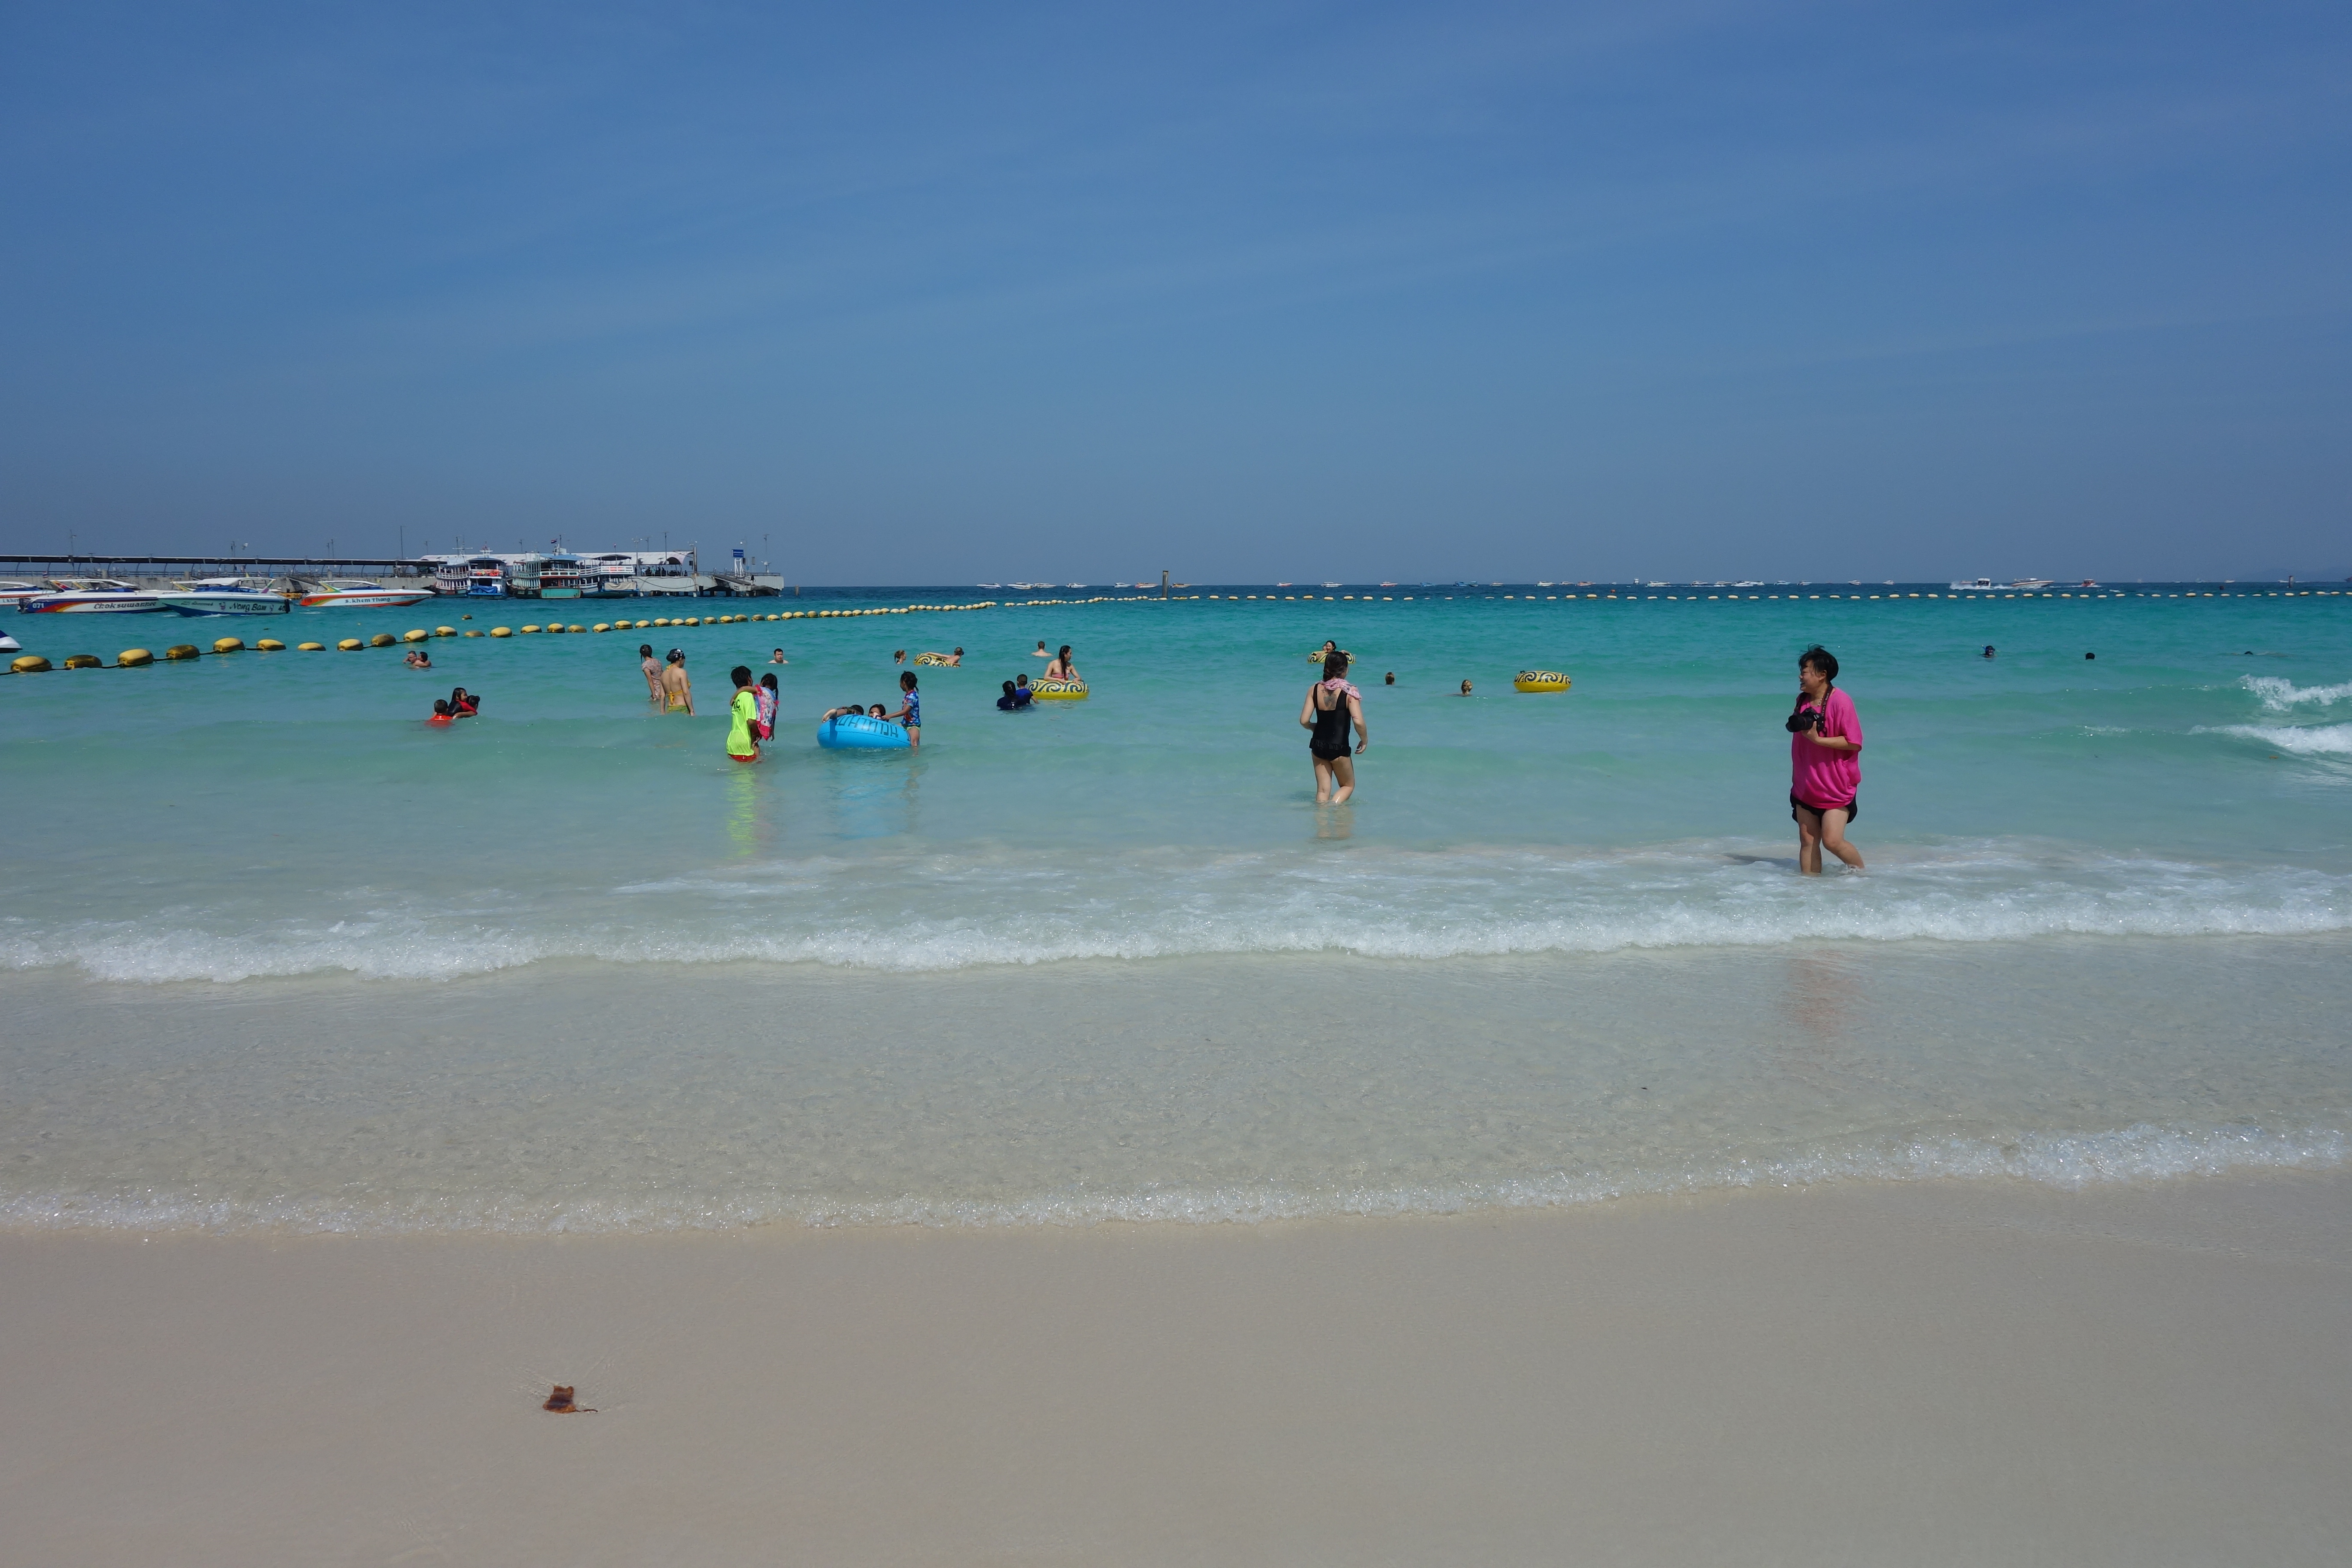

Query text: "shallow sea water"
[3, 584, 2348, 1230]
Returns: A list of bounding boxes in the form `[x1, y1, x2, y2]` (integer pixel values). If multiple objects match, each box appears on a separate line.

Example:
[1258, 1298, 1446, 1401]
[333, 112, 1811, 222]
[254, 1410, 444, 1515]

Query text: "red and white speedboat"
[23, 578, 163, 613]
[295, 579, 435, 608]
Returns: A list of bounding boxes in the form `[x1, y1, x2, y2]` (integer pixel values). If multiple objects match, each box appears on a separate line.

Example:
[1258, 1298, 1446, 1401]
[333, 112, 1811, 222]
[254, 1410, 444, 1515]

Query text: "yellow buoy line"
[3, 595, 1168, 672]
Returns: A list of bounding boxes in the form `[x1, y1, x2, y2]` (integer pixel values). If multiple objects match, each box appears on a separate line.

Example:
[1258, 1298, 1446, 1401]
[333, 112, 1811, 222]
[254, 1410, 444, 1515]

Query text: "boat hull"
[297, 591, 434, 608]
[156, 595, 291, 616]
[24, 595, 162, 613]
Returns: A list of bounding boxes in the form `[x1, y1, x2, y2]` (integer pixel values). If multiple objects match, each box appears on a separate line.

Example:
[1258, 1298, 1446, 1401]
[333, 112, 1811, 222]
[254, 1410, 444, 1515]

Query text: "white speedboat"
[2011, 578, 2054, 590]
[0, 580, 44, 610]
[153, 578, 293, 616]
[1949, 578, 1997, 590]
[295, 579, 435, 608]
[23, 579, 162, 613]
[0, 629, 18, 652]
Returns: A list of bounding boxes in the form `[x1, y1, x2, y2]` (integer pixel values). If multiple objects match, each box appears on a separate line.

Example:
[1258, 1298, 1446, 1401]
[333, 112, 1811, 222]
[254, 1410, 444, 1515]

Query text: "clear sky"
[3, 1, 2346, 582]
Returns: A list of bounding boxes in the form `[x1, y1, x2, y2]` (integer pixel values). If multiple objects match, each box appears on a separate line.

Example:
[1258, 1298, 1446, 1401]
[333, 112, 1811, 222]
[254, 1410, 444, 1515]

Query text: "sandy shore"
[4, 1172, 2347, 1566]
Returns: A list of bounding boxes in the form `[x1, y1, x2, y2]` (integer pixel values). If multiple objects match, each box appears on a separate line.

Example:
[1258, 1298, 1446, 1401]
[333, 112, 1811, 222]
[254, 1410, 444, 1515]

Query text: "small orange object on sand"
[542, 1384, 596, 1413]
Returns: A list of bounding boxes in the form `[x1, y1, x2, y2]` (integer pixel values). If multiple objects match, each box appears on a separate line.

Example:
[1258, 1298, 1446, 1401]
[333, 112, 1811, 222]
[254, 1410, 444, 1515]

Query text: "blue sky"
[3, 1, 2346, 582]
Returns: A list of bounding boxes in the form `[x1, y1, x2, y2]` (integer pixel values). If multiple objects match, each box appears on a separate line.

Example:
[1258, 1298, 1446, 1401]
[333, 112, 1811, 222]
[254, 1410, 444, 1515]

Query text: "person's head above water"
[1384, 671, 1395, 684]
[432, 699, 451, 717]
[1015, 673, 1029, 686]
[868, 703, 887, 717]
[1320, 640, 1338, 653]
[1460, 679, 1473, 694]
[1002, 680, 1016, 697]
[730, 665, 752, 687]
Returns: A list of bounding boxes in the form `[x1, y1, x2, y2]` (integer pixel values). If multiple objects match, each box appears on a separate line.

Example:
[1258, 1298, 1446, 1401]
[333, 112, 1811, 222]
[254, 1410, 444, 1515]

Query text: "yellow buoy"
[546, 623, 566, 634]
[369, 633, 396, 648]
[256, 639, 285, 651]
[490, 626, 512, 637]
[462, 629, 483, 637]
[11, 654, 51, 674]
[567, 624, 585, 633]
[652, 617, 671, 627]
[165, 643, 202, 660]
[1513, 671, 1571, 692]
[1030, 677, 1088, 700]
[212, 637, 245, 653]
[684, 616, 701, 626]
[520, 624, 541, 634]
[402, 629, 428, 642]
[593, 622, 611, 633]
[296, 642, 324, 652]
[339, 638, 365, 651]
[434, 626, 456, 637]
[64, 653, 102, 668]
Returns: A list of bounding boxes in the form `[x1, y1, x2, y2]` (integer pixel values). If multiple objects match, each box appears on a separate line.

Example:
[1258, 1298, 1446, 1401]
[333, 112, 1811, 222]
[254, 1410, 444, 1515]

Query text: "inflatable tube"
[818, 714, 913, 750]
[1513, 670, 1571, 692]
[913, 652, 957, 666]
[1029, 677, 1087, 700]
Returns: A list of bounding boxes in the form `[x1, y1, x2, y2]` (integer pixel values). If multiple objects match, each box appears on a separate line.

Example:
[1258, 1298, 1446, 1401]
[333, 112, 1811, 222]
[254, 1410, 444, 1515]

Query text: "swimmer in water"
[1460, 679, 1473, 695]
[769, 648, 788, 665]
[428, 699, 453, 725]
[726, 665, 760, 762]
[945, 647, 963, 666]
[1299, 651, 1367, 805]
[404, 648, 432, 669]
[1983, 645, 1996, 659]
[1032, 641, 1049, 659]
[884, 670, 921, 748]
[1045, 644, 1078, 681]
[662, 649, 694, 715]
[894, 650, 907, 665]
[1384, 671, 1395, 685]
[448, 686, 479, 717]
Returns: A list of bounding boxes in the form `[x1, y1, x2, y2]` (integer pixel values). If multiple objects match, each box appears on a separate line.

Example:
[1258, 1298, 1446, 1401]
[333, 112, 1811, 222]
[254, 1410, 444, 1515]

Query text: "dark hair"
[639, 643, 653, 657]
[731, 665, 752, 686]
[900, 671, 917, 690]
[1323, 652, 1351, 680]
[1795, 645, 1838, 716]
[1058, 645, 1071, 658]
[760, 673, 777, 689]
[449, 687, 468, 707]
[667, 648, 684, 662]
[432, 699, 451, 715]
[1015, 672, 1028, 685]
[1002, 680, 1016, 695]
[952, 646, 963, 655]
[868, 703, 886, 717]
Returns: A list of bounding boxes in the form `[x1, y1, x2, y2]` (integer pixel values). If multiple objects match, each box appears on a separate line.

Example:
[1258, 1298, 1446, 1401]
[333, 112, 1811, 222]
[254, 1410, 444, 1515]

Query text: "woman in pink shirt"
[1788, 645, 1865, 875]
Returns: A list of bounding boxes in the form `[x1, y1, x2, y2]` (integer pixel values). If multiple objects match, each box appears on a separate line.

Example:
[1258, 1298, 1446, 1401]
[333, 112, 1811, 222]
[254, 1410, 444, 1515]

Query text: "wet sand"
[4, 1172, 2348, 1566]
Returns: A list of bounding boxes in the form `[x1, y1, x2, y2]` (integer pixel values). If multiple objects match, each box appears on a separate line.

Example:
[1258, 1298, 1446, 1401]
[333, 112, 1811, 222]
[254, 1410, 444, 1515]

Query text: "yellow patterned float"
[1513, 670, 1571, 692]
[913, 651, 961, 666]
[1029, 677, 1088, 700]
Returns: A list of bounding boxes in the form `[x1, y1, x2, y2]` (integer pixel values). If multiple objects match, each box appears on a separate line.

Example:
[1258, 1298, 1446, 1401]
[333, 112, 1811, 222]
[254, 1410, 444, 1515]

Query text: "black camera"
[1785, 707, 1819, 734]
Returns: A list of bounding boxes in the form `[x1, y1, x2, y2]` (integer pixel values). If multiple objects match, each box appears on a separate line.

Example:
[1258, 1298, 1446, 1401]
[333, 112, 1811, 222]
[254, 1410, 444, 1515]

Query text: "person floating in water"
[1788, 644, 1863, 875]
[769, 648, 788, 664]
[884, 670, 921, 747]
[944, 647, 963, 666]
[1032, 640, 1049, 659]
[404, 648, 432, 669]
[1460, 679, 1473, 695]
[1983, 645, 1996, 659]
[428, 698, 453, 725]
[726, 665, 761, 763]
[1299, 650, 1367, 805]
[1384, 671, 1395, 685]
[894, 649, 907, 665]
[448, 686, 479, 717]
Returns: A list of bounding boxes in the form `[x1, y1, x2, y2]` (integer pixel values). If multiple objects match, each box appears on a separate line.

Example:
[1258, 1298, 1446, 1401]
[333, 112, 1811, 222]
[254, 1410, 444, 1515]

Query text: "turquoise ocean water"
[3, 584, 2348, 1230]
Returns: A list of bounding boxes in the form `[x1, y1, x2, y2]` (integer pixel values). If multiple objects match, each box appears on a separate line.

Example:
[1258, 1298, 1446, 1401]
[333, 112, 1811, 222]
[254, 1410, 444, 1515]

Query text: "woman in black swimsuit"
[1297, 651, 1367, 804]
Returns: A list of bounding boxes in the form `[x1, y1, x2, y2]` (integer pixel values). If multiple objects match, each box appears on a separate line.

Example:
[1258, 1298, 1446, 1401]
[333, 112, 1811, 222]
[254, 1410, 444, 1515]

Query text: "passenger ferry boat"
[529, 552, 589, 598]
[153, 578, 292, 616]
[583, 553, 640, 596]
[24, 578, 162, 613]
[463, 556, 509, 596]
[295, 579, 434, 608]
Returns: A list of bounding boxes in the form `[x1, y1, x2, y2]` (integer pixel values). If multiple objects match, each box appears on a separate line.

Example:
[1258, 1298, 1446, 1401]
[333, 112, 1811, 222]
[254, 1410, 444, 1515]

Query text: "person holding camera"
[1787, 645, 1864, 874]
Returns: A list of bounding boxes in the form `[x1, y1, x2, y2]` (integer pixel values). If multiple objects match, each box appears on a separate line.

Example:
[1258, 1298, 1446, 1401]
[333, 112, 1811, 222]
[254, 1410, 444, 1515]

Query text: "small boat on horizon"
[296, 579, 435, 608]
[153, 578, 293, 616]
[24, 579, 162, 613]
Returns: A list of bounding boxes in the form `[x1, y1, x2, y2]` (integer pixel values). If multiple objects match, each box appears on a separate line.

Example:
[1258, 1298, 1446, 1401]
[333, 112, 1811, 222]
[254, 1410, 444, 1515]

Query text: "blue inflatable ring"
[818, 714, 911, 750]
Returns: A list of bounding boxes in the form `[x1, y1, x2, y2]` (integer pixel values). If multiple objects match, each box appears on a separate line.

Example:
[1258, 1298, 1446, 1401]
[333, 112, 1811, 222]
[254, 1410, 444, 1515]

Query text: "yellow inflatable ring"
[913, 652, 956, 666]
[1029, 677, 1088, 700]
[1513, 670, 1571, 692]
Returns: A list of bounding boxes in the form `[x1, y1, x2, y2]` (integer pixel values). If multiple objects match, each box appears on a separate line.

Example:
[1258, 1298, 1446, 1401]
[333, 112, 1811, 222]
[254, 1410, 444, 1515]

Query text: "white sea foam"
[2214, 723, 2352, 756]
[2242, 675, 2352, 711]
[4, 846, 2346, 982]
[5, 1123, 2341, 1236]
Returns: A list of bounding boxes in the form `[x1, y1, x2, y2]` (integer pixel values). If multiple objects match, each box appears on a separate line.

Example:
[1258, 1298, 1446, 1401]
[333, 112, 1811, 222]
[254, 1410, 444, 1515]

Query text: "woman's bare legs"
[1327, 755, 1355, 805]
[1795, 804, 1862, 874]
[1818, 806, 1863, 870]
[1313, 756, 1336, 805]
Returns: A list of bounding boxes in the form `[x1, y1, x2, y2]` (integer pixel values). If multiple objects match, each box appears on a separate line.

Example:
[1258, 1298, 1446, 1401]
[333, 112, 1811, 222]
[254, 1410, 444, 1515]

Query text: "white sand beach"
[5, 1171, 2347, 1566]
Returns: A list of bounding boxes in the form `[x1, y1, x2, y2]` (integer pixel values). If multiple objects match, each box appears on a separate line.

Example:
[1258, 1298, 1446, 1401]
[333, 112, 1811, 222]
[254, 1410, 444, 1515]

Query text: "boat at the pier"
[23, 579, 163, 613]
[153, 578, 293, 616]
[296, 579, 434, 608]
